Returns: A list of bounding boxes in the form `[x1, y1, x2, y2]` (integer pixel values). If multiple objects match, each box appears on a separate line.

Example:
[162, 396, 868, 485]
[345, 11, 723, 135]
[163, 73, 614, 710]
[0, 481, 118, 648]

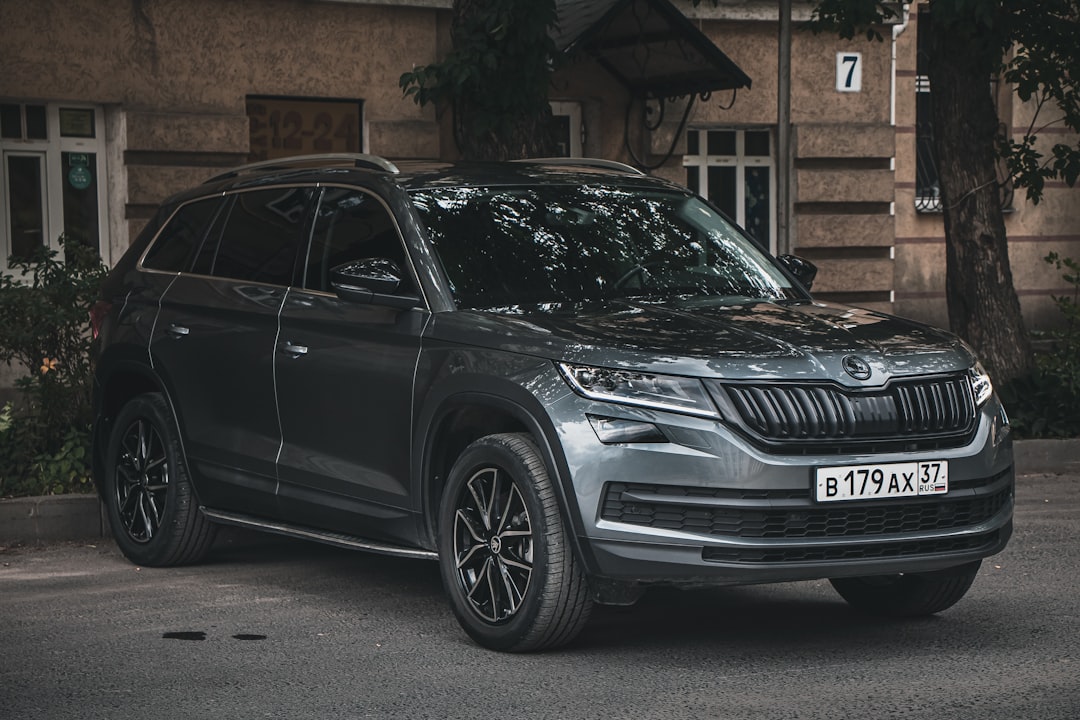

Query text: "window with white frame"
[0, 102, 108, 273]
[549, 101, 582, 158]
[914, 5, 941, 213]
[683, 128, 775, 251]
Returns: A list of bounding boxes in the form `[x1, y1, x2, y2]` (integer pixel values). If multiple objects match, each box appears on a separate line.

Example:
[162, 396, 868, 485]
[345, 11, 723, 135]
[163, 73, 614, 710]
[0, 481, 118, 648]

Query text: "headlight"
[558, 362, 719, 418]
[969, 361, 993, 406]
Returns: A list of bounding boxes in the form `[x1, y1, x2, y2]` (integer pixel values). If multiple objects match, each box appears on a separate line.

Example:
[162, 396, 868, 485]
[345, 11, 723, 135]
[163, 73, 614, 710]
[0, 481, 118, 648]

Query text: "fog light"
[588, 415, 667, 444]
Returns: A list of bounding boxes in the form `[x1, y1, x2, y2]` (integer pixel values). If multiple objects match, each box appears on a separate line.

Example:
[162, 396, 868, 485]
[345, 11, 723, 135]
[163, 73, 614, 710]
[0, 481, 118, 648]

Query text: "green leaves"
[399, 0, 559, 159]
[1002, 253, 1080, 438]
[805, 0, 896, 41]
[0, 235, 106, 497]
[998, 0, 1080, 203]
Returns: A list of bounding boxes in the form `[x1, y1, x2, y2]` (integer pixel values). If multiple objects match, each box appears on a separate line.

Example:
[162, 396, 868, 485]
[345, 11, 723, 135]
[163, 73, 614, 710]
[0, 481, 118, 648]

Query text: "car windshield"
[410, 185, 801, 310]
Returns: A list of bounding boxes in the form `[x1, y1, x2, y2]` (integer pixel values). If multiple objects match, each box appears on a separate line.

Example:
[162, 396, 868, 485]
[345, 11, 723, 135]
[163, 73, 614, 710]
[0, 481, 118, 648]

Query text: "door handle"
[281, 341, 308, 358]
[167, 324, 190, 338]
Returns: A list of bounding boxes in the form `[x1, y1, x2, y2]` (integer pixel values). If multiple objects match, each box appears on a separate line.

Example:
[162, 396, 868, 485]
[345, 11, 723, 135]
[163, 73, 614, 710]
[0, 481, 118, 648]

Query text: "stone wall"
[1, 0, 445, 249]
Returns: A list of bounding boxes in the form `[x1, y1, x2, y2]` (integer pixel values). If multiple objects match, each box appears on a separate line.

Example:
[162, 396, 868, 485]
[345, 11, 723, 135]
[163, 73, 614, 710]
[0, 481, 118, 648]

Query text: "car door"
[274, 185, 429, 543]
[150, 186, 314, 517]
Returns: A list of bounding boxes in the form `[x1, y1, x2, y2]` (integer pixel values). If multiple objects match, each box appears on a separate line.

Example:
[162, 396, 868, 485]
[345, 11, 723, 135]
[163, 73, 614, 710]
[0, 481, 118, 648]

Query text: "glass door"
[3, 150, 49, 267]
[1, 102, 107, 274]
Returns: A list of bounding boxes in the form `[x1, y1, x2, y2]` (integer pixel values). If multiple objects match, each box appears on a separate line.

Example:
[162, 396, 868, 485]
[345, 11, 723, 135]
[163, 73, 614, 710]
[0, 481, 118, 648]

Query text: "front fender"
[412, 351, 600, 575]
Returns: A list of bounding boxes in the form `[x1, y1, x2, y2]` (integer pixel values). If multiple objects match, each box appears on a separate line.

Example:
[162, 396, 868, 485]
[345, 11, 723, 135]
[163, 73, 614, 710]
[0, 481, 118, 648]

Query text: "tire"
[830, 560, 982, 617]
[437, 433, 593, 652]
[103, 393, 216, 566]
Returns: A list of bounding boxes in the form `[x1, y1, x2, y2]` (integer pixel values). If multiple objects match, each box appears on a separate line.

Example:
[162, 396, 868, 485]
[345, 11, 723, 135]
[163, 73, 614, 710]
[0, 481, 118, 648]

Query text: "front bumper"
[546, 382, 1014, 586]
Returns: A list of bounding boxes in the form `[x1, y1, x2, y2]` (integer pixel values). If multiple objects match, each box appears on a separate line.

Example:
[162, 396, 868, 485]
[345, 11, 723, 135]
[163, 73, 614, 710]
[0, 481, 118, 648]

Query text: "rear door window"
[207, 187, 314, 285]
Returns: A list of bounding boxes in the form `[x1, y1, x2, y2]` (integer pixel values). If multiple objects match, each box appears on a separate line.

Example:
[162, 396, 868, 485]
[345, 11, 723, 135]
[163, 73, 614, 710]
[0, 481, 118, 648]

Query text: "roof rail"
[205, 153, 400, 183]
[511, 157, 646, 176]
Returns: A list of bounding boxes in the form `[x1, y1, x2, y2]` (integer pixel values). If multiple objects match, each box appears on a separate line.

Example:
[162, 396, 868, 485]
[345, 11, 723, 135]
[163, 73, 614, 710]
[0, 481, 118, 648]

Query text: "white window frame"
[549, 101, 583, 158]
[0, 102, 108, 274]
[683, 128, 776, 253]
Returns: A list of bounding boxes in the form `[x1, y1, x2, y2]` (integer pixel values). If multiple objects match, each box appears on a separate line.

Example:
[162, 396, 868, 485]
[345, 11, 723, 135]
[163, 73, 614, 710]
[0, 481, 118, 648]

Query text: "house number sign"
[836, 52, 862, 92]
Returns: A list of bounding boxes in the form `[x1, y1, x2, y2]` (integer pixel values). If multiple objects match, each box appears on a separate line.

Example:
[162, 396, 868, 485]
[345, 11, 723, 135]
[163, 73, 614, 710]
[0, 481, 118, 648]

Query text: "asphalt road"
[2, 472, 1077, 720]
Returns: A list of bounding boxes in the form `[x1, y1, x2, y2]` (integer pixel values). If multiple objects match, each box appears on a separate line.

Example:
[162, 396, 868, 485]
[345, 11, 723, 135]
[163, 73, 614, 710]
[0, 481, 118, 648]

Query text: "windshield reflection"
[411, 186, 801, 310]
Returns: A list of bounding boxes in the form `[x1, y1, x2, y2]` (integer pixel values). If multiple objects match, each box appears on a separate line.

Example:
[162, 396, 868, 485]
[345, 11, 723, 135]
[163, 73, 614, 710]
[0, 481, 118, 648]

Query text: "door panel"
[275, 292, 427, 539]
[151, 276, 285, 517]
[274, 186, 427, 543]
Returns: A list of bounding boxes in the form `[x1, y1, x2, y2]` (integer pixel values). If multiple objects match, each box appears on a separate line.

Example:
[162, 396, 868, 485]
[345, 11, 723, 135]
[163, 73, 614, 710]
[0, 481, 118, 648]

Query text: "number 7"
[836, 53, 862, 92]
[841, 55, 858, 88]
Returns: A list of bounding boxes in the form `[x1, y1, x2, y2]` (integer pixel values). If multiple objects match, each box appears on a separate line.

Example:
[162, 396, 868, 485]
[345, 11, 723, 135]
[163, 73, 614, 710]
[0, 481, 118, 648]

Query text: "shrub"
[0, 236, 107, 496]
[1000, 253, 1080, 438]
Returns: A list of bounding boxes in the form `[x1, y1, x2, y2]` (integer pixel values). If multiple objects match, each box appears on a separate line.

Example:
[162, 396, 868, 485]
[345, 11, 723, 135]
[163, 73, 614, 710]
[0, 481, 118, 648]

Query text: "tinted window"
[210, 187, 313, 285]
[142, 197, 224, 272]
[411, 186, 798, 309]
[303, 187, 412, 293]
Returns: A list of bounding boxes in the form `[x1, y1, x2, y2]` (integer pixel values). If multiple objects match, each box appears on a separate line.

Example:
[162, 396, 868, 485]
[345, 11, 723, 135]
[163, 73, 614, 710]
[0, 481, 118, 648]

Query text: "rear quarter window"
[141, 197, 226, 272]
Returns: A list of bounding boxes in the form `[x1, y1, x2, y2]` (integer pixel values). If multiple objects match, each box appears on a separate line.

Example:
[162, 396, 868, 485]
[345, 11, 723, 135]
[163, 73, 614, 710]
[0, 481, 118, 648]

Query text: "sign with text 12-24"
[247, 97, 363, 162]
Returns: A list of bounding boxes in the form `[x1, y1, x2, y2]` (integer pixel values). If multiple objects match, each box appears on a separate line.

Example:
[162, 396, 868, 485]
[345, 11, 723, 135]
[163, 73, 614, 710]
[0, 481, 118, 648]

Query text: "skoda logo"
[842, 355, 873, 380]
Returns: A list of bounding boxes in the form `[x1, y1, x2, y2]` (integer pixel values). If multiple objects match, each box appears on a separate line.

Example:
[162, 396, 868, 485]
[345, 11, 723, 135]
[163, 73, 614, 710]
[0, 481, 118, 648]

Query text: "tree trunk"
[452, 101, 555, 162]
[451, 0, 555, 161]
[927, 16, 1034, 383]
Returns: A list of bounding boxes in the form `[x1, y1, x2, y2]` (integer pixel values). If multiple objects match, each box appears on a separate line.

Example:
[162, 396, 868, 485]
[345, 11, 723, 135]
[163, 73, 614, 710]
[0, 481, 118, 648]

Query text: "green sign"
[68, 165, 92, 190]
[69, 153, 89, 167]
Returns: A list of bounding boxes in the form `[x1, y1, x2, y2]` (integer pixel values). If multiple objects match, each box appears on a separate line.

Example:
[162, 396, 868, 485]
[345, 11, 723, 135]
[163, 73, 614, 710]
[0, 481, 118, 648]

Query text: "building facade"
[889, 1, 1080, 330]
[2, 0, 1076, 333]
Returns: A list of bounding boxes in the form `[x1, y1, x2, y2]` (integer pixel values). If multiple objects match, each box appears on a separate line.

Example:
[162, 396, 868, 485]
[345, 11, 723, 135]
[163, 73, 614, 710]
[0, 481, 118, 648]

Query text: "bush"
[0, 236, 107, 496]
[999, 253, 1080, 438]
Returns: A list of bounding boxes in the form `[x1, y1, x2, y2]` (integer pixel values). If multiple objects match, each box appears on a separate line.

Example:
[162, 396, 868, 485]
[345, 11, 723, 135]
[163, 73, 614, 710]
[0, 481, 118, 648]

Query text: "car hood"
[430, 298, 973, 385]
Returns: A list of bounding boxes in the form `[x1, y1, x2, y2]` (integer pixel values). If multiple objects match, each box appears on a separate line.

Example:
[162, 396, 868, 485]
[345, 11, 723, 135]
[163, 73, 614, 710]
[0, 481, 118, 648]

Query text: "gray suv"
[91, 154, 1013, 651]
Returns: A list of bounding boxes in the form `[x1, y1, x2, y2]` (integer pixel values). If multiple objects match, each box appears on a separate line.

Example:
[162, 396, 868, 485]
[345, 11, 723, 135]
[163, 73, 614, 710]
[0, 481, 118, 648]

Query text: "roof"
[392, 159, 684, 191]
[177, 157, 686, 204]
[554, 0, 751, 97]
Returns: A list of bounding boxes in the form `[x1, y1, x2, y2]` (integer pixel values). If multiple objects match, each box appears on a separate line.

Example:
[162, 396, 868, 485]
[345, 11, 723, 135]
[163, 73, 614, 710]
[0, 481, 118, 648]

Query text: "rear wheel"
[438, 433, 593, 651]
[103, 393, 216, 566]
[830, 560, 982, 617]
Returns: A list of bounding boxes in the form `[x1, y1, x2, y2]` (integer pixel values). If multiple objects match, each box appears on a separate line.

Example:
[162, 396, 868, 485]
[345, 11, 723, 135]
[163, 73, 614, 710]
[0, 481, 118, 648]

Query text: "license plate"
[814, 461, 948, 502]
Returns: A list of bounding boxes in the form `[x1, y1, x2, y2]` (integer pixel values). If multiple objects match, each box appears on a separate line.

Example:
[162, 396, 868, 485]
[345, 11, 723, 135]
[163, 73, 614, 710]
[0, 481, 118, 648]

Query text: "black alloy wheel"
[438, 433, 592, 652]
[452, 465, 535, 623]
[113, 416, 170, 543]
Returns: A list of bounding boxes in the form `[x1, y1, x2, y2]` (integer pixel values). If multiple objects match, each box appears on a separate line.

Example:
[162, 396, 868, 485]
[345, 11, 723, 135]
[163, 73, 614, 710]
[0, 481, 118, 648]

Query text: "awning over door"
[554, 0, 752, 97]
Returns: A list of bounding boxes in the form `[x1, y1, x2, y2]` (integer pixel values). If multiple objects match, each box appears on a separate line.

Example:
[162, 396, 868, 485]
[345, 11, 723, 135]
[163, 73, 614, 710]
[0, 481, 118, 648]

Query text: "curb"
[0, 494, 108, 545]
[1013, 438, 1080, 475]
[1, 439, 1077, 546]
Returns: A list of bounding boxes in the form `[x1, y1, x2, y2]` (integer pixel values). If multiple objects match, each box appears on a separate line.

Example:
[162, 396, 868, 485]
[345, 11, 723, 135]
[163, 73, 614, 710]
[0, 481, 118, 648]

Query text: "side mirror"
[329, 258, 420, 309]
[777, 254, 818, 291]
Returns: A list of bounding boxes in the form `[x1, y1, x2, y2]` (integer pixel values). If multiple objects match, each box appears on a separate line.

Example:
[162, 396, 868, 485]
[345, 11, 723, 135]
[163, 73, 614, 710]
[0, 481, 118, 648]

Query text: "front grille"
[601, 471, 1012, 541]
[701, 532, 1002, 564]
[708, 374, 976, 453]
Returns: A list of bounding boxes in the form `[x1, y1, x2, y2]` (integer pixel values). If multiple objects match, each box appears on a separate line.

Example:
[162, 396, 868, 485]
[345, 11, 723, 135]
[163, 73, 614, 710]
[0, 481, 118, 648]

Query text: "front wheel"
[438, 433, 593, 651]
[830, 560, 982, 617]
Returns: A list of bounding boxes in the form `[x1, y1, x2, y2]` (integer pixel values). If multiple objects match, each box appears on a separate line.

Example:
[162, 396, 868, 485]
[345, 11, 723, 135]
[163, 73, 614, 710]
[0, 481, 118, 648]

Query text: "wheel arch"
[415, 381, 598, 576]
[92, 352, 187, 499]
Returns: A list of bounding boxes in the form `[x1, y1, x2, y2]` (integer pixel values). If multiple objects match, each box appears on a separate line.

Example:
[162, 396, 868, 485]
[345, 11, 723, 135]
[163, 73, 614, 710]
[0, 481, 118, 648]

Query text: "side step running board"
[200, 507, 438, 561]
